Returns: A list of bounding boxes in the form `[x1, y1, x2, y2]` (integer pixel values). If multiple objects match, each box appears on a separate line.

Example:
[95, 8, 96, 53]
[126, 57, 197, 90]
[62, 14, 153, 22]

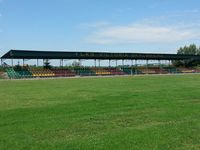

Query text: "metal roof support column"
[94, 59, 96, 68]
[168, 60, 171, 74]
[79, 59, 82, 67]
[109, 59, 111, 68]
[116, 60, 118, 67]
[23, 59, 25, 66]
[146, 60, 149, 74]
[11, 59, 13, 67]
[60, 59, 62, 67]
[131, 60, 133, 76]
[135, 60, 138, 75]
[158, 60, 161, 74]
[169, 60, 172, 67]
[98, 60, 101, 67]
[37, 59, 39, 67]
[122, 59, 124, 66]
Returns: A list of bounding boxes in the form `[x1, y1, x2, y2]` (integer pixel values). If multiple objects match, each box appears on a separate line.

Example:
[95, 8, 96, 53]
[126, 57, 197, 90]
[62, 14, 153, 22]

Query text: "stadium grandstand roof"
[1, 49, 200, 60]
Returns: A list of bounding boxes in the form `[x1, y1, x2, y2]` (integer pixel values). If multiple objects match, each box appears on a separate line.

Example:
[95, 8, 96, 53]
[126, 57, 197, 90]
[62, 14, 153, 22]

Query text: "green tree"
[72, 60, 81, 67]
[43, 59, 52, 69]
[177, 44, 200, 55]
[173, 44, 200, 67]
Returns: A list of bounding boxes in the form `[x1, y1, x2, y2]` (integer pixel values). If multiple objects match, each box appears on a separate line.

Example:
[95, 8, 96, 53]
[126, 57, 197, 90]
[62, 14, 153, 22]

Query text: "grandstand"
[1, 49, 200, 79]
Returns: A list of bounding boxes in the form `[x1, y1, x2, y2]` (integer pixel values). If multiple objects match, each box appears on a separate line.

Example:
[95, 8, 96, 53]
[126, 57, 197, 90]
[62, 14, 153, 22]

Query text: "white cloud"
[84, 23, 200, 44]
[83, 9, 200, 45]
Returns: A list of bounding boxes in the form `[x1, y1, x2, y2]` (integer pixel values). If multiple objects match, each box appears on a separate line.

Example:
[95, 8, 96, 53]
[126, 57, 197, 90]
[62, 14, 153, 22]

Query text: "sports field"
[0, 75, 200, 150]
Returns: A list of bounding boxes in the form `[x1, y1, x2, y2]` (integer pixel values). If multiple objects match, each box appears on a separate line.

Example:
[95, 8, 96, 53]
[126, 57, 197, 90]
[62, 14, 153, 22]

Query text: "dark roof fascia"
[1, 49, 200, 60]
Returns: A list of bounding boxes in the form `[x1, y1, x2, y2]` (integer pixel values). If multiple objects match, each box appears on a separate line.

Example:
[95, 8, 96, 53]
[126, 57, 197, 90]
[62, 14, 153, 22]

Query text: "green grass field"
[0, 75, 200, 150]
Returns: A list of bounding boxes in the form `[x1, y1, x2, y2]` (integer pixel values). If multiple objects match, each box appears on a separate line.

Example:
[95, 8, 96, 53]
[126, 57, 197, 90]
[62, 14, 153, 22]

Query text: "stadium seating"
[14, 67, 33, 78]
[137, 68, 156, 74]
[29, 68, 55, 77]
[178, 68, 196, 73]
[148, 67, 168, 74]
[6, 68, 21, 79]
[6, 67, 32, 79]
[105, 68, 126, 75]
[145, 69, 157, 74]
[121, 67, 136, 75]
[74, 67, 96, 76]
[4, 66, 200, 79]
[51, 68, 76, 77]
[163, 67, 179, 74]
[194, 69, 200, 73]
[91, 68, 111, 75]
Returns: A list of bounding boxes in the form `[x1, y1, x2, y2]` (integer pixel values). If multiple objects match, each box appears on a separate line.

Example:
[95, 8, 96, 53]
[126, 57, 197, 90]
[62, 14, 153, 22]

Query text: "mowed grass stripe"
[0, 75, 200, 149]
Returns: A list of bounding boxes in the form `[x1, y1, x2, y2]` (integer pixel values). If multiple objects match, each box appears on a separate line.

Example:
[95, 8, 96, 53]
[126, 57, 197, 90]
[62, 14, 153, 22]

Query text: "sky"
[0, 0, 200, 57]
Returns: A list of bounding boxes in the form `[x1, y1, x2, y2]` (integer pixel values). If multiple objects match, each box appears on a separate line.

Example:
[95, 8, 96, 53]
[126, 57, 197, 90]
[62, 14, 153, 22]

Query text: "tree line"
[173, 44, 200, 67]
